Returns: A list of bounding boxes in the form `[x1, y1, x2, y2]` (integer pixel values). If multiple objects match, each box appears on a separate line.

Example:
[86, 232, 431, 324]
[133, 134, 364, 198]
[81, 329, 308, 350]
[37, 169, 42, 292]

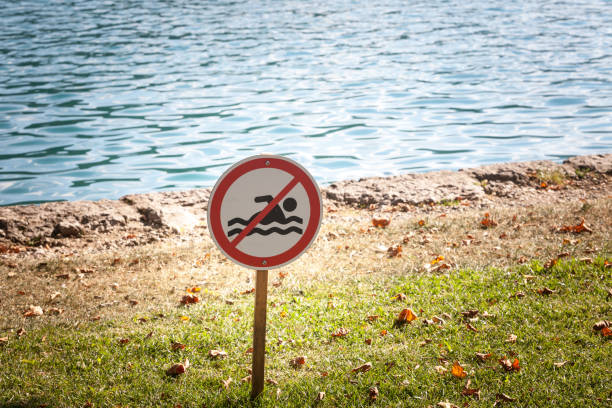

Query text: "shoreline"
[0, 153, 610, 252]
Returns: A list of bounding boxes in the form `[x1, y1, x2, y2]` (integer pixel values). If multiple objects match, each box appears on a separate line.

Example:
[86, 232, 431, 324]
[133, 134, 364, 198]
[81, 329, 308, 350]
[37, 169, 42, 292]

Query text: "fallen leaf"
[394, 308, 418, 327]
[332, 327, 349, 338]
[17, 328, 26, 337]
[558, 218, 592, 234]
[365, 338, 372, 345]
[179, 316, 189, 321]
[180, 294, 199, 305]
[50, 292, 61, 301]
[241, 288, 255, 295]
[430, 255, 445, 265]
[208, 349, 227, 359]
[387, 244, 402, 258]
[475, 352, 492, 361]
[55, 273, 70, 279]
[509, 291, 525, 299]
[499, 357, 520, 372]
[553, 361, 568, 368]
[593, 320, 611, 331]
[418, 219, 425, 227]
[432, 315, 446, 325]
[172, 342, 186, 351]
[372, 216, 390, 228]
[222, 377, 232, 390]
[462, 379, 480, 399]
[316, 391, 325, 401]
[496, 393, 516, 402]
[368, 386, 379, 401]
[461, 309, 479, 318]
[245, 347, 253, 354]
[465, 323, 478, 332]
[23, 305, 44, 318]
[506, 334, 517, 343]
[380, 329, 388, 336]
[392, 293, 407, 301]
[118, 338, 129, 345]
[47, 307, 64, 315]
[352, 362, 372, 373]
[290, 356, 306, 367]
[129, 299, 139, 306]
[320, 371, 329, 377]
[480, 213, 498, 228]
[186, 286, 201, 294]
[0, 337, 8, 344]
[241, 375, 252, 383]
[437, 401, 459, 408]
[602, 327, 612, 337]
[166, 363, 186, 377]
[536, 287, 556, 295]
[366, 315, 380, 321]
[451, 362, 467, 378]
[266, 379, 279, 385]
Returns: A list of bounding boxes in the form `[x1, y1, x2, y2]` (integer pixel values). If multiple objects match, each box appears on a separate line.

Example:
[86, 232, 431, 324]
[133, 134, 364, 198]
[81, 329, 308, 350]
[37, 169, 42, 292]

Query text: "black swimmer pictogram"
[227, 195, 303, 237]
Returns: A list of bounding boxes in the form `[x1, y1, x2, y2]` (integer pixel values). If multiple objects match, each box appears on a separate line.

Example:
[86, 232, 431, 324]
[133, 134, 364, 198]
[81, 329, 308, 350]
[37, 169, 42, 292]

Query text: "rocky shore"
[0, 153, 610, 252]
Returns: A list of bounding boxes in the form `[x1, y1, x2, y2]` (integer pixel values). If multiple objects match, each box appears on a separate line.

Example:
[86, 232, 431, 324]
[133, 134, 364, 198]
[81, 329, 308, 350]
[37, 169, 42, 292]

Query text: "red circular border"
[207, 155, 322, 270]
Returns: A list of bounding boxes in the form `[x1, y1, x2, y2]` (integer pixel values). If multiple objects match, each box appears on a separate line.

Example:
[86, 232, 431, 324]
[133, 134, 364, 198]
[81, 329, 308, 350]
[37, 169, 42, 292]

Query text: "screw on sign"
[207, 155, 322, 399]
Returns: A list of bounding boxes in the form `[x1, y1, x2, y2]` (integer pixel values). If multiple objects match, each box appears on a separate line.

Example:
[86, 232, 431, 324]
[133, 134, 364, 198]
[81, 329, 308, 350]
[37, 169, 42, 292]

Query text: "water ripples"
[0, 0, 611, 205]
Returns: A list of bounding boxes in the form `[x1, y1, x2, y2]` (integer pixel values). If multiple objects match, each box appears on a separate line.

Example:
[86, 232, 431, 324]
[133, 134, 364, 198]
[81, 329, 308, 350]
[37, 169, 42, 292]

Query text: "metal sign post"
[207, 155, 322, 399]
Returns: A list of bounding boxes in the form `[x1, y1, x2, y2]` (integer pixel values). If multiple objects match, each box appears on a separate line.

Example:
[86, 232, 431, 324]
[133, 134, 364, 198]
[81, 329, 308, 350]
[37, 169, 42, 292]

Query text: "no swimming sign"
[207, 155, 322, 269]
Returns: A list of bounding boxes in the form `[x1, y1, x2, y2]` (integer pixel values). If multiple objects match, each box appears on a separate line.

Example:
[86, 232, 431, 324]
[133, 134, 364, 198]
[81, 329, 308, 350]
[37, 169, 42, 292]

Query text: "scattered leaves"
[462, 379, 480, 399]
[499, 357, 520, 372]
[475, 352, 492, 362]
[171, 342, 186, 351]
[536, 287, 556, 296]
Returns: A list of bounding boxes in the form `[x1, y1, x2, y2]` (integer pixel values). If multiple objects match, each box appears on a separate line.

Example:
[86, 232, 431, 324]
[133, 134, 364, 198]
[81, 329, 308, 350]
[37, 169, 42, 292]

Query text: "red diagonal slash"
[229, 176, 299, 248]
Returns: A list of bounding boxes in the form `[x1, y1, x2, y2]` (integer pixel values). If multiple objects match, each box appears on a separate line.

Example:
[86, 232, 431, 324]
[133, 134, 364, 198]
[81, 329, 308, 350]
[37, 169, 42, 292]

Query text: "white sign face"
[220, 167, 310, 257]
[207, 155, 322, 270]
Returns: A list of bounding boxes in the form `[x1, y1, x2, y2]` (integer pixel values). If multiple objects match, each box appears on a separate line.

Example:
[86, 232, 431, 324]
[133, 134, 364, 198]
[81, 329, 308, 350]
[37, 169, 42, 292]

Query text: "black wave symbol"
[227, 226, 303, 237]
[228, 215, 303, 226]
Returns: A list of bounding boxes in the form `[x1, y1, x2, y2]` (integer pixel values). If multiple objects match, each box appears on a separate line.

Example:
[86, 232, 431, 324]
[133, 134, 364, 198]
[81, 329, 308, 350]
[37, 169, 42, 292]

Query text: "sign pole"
[250, 269, 268, 400]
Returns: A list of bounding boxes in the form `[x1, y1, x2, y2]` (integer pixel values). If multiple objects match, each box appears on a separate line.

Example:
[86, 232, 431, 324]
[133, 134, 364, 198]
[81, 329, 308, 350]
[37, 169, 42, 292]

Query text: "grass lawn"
[1, 256, 610, 407]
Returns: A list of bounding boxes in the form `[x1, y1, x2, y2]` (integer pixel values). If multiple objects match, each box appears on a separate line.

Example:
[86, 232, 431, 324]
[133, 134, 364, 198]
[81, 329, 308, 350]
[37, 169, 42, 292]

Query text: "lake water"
[1, 0, 611, 205]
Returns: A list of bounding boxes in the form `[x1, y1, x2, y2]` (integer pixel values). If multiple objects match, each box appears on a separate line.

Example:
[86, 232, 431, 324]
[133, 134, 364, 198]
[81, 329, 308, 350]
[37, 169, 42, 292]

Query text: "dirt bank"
[0, 154, 610, 255]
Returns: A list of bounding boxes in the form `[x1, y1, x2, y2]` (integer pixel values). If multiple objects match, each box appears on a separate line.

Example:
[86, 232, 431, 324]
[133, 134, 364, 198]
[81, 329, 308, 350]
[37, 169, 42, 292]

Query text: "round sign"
[207, 155, 322, 270]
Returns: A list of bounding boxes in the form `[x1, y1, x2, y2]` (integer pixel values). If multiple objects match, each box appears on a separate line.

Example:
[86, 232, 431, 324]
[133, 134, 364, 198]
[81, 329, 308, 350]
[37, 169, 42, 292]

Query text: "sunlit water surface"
[1, 0, 611, 205]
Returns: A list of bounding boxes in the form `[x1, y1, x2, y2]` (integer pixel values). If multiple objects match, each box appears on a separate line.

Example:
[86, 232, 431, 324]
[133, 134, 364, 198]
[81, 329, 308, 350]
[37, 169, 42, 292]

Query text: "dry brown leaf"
[368, 386, 379, 401]
[171, 342, 186, 351]
[290, 356, 306, 367]
[316, 391, 325, 401]
[0, 337, 8, 344]
[387, 244, 402, 258]
[593, 320, 611, 331]
[506, 334, 517, 343]
[392, 293, 407, 301]
[372, 216, 390, 228]
[394, 308, 417, 327]
[602, 327, 612, 337]
[437, 401, 459, 408]
[47, 307, 64, 315]
[208, 349, 227, 359]
[118, 338, 130, 345]
[499, 357, 520, 372]
[475, 352, 492, 361]
[266, 379, 279, 386]
[451, 362, 467, 378]
[480, 213, 498, 228]
[496, 393, 516, 402]
[536, 287, 556, 295]
[332, 327, 349, 338]
[241, 375, 252, 383]
[222, 377, 232, 390]
[553, 361, 568, 368]
[366, 315, 380, 322]
[166, 363, 186, 377]
[16, 328, 26, 337]
[23, 305, 43, 317]
[180, 294, 199, 305]
[241, 288, 255, 295]
[462, 379, 480, 399]
[558, 218, 592, 234]
[365, 338, 372, 345]
[352, 362, 372, 373]
[465, 323, 478, 332]
[461, 309, 479, 318]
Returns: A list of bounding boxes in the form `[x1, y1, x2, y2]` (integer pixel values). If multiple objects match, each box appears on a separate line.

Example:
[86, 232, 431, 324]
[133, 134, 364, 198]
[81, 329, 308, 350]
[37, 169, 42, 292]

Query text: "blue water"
[1, 0, 611, 205]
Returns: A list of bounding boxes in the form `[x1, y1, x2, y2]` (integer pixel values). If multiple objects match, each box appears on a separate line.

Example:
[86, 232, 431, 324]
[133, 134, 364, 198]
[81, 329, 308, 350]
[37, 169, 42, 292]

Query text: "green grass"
[1, 257, 610, 407]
